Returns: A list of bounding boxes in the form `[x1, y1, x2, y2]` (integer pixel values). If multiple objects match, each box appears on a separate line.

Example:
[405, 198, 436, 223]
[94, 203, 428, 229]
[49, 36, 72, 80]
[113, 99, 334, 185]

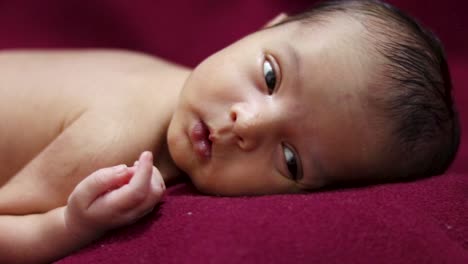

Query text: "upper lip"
[208, 127, 215, 143]
[206, 123, 213, 141]
[207, 123, 236, 145]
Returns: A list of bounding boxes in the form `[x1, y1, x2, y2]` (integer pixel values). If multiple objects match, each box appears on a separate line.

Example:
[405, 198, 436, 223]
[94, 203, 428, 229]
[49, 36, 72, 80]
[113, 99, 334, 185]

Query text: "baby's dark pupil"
[265, 70, 276, 93]
[287, 156, 298, 179]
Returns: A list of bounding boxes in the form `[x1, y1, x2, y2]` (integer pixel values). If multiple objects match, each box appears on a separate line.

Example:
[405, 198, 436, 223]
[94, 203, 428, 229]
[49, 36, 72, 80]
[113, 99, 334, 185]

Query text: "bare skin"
[0, 49, 189, 263]
[0, 49, 188, 209]
[0, 14, 388, 263]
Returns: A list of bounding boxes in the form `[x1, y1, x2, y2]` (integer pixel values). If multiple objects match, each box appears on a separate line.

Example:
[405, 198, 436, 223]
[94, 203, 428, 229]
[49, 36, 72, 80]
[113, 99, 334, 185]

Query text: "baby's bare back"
[0, 50, 187, 214]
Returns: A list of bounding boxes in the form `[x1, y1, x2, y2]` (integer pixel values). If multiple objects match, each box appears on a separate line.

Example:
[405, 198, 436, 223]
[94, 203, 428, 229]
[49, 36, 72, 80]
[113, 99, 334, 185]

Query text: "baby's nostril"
[230, 111, 237, 122]
[237, 136, 247, 149]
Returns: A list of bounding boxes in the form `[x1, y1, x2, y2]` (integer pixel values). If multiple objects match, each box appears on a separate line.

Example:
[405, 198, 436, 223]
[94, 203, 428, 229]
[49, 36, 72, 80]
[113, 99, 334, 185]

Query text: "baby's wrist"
[62, 205, 105, 244]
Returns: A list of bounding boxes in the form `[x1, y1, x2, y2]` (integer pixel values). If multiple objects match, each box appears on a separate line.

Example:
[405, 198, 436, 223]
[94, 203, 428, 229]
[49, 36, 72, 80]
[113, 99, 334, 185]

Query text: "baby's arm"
[0, 152, 165, 264]
[0, 207, 81, 264]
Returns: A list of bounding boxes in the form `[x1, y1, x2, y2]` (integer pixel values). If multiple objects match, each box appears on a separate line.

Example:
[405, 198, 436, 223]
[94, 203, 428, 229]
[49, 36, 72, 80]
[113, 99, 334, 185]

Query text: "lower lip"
[190, 120, 212, 159]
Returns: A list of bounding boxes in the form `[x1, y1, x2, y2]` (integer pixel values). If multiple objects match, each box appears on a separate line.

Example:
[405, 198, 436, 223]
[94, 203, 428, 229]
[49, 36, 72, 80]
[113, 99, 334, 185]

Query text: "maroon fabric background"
[0, 1, 466, 263]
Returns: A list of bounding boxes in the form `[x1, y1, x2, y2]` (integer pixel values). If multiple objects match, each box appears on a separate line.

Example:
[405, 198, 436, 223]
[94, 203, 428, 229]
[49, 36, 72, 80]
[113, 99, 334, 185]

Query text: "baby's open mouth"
[190, 120, 212, 159]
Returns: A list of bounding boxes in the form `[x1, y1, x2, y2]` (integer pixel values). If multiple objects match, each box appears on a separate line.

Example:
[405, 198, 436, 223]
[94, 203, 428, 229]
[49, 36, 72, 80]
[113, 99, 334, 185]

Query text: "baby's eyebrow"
[286, 43, 301, 69]
[280, 42, 304, 99]
[284, 43, 301, 78]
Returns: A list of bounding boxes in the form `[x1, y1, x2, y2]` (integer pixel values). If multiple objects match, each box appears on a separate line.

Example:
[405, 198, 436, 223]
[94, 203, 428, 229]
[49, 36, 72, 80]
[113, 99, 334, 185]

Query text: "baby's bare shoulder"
[0, 49, 183, 94]
[0, 49, 182, 211]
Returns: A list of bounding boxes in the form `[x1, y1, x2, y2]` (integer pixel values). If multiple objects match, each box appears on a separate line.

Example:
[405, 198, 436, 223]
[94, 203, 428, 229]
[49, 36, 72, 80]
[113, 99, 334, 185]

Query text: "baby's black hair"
[279, 0, 460, 181]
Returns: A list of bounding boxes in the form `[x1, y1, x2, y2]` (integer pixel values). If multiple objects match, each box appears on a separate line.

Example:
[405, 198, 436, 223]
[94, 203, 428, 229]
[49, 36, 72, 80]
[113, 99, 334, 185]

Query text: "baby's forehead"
[280, 17, 372, 59]
[287, 22, 375, 79]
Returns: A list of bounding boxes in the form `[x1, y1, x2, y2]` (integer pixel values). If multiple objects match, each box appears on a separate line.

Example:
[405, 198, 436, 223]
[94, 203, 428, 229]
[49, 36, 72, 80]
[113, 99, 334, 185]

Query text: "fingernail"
[141, 151, 152, 161]
[151, 175, 157, 188]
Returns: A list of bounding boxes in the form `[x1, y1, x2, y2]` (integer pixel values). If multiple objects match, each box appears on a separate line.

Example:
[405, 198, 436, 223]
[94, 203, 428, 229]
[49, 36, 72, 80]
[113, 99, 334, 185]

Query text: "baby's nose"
[229, 102, 272, 151]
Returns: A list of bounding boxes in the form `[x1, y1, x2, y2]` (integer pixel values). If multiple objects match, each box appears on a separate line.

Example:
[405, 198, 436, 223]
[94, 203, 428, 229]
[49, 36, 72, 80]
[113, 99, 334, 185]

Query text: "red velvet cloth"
[0, 1, 466, 263]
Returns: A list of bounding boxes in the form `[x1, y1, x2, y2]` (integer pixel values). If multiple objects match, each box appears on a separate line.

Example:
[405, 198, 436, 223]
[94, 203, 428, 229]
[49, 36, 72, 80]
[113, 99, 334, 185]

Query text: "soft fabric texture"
[0, 1, 466, 263]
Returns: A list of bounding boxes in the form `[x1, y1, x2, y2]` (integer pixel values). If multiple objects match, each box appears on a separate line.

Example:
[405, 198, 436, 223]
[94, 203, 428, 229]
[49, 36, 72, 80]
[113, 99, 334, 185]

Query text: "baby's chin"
[182, 169, 225, 195]
[185, 170, 208, 190]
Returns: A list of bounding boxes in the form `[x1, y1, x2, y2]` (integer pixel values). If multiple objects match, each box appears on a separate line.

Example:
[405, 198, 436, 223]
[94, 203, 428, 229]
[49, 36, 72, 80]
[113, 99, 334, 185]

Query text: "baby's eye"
[263, 59, 277, 94]
[282, 144, 299, 180]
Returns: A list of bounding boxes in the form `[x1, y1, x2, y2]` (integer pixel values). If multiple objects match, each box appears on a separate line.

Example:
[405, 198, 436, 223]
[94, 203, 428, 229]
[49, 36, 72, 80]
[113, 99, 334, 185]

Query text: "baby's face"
[168, 17, 387, 195]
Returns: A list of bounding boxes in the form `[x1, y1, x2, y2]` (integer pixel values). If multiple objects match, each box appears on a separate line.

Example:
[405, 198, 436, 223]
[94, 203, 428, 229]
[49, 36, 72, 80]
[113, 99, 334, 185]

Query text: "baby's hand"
[64, 151, 165, 241]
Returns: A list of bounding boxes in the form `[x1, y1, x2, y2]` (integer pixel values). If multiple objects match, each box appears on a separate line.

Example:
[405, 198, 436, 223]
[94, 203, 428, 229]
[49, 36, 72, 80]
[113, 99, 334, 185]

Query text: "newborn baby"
[0, 0, 459, 262]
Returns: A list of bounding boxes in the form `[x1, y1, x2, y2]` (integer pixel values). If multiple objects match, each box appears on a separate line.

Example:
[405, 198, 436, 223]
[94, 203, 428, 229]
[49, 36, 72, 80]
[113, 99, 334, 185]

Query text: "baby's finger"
[126, 167, 165, 219]
[99, 152, 153, 211]
[151, 166, 165, 191]
[129, 151, 153, 192]
[91, 163, 165, 226]
[71, 165, 131, 208]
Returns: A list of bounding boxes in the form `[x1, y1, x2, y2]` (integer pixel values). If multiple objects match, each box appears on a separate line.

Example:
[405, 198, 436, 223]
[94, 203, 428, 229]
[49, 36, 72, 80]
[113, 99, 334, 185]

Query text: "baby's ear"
[263, 13, 289, 28]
